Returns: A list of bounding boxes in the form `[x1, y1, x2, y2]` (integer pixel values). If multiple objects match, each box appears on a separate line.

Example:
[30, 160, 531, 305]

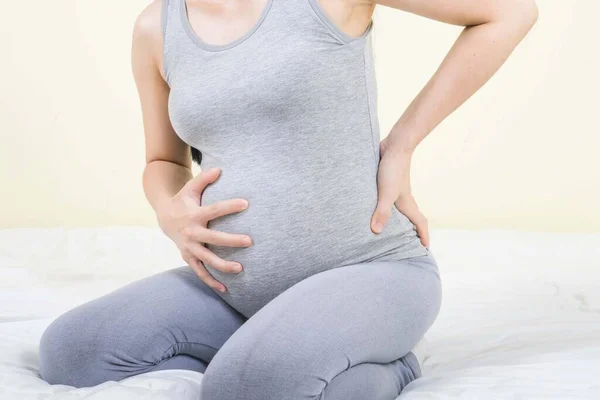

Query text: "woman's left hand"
[370, 136, 430, 248]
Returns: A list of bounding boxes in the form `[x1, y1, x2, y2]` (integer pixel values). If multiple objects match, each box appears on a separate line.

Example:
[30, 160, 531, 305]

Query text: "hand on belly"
[156, 167, 254, 293]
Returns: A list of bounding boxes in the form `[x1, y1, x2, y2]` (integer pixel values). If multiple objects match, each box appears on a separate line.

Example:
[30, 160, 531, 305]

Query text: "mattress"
[1, 227, 599, 399]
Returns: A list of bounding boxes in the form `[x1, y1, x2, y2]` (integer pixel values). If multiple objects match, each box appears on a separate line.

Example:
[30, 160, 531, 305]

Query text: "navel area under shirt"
[161, 0, 428, 318]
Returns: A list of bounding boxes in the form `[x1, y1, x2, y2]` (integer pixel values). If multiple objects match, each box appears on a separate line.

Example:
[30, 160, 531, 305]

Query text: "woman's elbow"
[495, 0, 539, 37]
[520, 0, 539, 30]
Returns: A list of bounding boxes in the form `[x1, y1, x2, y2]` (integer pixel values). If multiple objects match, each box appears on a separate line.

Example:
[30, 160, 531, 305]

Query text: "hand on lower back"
[370, 138, 430, 248]
[157, 167, 253, 293]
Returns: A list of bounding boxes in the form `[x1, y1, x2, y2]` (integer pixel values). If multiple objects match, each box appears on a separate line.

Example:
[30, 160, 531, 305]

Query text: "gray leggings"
[39, 250, 442, 399]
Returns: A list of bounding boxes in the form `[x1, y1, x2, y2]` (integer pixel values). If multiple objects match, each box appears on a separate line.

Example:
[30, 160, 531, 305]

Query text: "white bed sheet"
[0, 227, 599, 399]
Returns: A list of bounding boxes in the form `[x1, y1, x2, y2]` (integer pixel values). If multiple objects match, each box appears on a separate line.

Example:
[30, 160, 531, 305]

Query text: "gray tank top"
[161, 0, 428, 317]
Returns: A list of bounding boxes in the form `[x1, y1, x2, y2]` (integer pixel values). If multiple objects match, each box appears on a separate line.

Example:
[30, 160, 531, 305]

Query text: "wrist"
[385, 136, 415, 159]
[386, 121, 423, 156]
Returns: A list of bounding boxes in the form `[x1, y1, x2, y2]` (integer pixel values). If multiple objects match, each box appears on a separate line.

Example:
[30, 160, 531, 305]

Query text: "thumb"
[185, 167, 221, 198]
[371, 192, 395, 234]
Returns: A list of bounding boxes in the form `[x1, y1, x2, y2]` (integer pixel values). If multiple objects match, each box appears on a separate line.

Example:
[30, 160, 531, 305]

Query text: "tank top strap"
[161, 0, 183, 48]
[160, 0, 193, 85]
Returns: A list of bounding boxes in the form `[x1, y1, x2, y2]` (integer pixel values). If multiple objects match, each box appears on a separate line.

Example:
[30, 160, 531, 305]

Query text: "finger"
[396, 196, 430, 248]
[410, 209, 429, 248]
[371, 204, 392, 234]
[414, 206, 430, 248]
[200, 198, 249, 221]
[417, 218, 430, 248]
[371, 195, 396, 234]
[185, 167, 221, 198]
[185, 224, 252, 248]
[185, 255, 228, 293]
[188, 242, 244, 274]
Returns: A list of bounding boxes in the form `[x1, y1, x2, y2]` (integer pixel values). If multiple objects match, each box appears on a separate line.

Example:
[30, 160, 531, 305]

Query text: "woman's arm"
[376, 0, 539, 153]
[131, 1, 193, 217]
[369, 0, 538, 245]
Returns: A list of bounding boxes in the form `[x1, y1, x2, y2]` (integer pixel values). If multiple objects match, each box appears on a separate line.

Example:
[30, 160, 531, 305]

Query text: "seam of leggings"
[155, 341, 220, 366]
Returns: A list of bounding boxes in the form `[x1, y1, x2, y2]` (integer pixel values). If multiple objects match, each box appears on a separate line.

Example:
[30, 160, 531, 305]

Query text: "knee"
[200, 337, 321, 400]
[39, 308, 111, 388]
[199, 348, 265, 400]
[39, 311, 87, 386]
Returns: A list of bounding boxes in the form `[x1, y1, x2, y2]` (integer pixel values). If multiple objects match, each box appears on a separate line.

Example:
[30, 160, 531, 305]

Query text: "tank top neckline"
[179, 0, 276, 52]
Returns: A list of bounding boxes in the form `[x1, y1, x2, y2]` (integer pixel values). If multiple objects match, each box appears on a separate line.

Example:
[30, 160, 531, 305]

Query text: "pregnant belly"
[199, 162, 426, 318]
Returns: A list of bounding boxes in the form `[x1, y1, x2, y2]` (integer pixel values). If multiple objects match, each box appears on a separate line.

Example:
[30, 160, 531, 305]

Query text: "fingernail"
[218, 286, 227, 293]
[244, 236, 253, 246]
[233, 263, 243, 272]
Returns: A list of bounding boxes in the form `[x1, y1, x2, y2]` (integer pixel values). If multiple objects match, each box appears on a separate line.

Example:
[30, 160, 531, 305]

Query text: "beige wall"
[1, 1, 598, 231]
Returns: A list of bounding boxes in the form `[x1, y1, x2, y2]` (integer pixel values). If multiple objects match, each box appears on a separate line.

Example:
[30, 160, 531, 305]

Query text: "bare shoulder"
[315, 0, 375, 37]
[132, 0, 165, 79]
[133, 0, 163, 45]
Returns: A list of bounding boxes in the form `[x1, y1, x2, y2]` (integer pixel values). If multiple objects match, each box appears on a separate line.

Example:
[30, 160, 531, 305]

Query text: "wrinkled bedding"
[1, 227, 599, 399]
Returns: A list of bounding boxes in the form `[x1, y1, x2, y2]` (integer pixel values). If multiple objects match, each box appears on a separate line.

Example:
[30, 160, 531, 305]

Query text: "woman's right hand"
[157, 167, 252, 293]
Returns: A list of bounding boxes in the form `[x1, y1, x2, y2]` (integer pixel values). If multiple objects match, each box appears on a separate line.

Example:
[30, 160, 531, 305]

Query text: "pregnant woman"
[39, 0, 537, 398]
